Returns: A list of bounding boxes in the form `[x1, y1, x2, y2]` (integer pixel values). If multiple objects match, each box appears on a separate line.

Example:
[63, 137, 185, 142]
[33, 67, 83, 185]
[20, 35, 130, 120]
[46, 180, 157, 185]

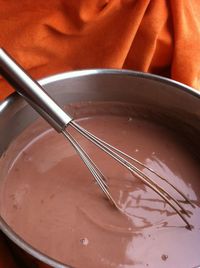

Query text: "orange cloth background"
[0, 0, 200, 100]
[0, 0, 200, 267]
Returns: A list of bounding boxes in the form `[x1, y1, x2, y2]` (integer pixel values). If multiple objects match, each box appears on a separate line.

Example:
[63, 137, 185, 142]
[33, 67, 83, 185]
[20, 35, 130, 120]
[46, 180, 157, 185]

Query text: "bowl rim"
[1, 69, 200, 112]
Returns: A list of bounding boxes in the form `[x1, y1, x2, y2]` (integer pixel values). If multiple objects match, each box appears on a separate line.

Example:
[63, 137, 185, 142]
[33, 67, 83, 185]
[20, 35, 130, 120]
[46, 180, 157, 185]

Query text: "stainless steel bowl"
[0, 69, 200, 268]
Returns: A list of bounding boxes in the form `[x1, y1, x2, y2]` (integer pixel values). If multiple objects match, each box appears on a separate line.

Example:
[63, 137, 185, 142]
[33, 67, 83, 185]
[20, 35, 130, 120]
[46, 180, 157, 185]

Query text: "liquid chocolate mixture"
[0, 106, 200, 268]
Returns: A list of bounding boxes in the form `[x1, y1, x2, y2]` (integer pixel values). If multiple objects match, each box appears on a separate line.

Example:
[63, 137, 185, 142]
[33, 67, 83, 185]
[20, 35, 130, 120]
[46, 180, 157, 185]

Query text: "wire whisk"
[0, 48, 194, 230]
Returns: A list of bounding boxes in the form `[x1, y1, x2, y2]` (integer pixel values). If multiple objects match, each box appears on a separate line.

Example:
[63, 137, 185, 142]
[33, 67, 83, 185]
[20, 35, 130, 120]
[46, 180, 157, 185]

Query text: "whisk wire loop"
[62, 130, 118, 208]
[68, 121, 192, 229]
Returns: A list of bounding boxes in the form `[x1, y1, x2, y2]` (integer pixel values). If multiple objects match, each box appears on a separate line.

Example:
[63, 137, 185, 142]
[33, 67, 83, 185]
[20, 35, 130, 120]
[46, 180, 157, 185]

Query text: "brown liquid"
[0, 114, 200, 268]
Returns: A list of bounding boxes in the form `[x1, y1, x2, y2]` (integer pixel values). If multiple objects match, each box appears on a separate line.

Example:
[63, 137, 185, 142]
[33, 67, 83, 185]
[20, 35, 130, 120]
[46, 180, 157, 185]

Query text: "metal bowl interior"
[0, 69, 200, 268]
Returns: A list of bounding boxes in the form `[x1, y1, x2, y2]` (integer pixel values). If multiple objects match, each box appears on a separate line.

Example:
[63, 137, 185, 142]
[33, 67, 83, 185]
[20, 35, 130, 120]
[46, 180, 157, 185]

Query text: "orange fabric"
[0, 0, 200, 267]
[0, 0, 200, 100]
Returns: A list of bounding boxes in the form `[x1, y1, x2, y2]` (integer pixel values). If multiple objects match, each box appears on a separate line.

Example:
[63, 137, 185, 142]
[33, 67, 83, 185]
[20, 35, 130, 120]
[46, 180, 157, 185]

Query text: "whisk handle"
[0, 48, 72, 132]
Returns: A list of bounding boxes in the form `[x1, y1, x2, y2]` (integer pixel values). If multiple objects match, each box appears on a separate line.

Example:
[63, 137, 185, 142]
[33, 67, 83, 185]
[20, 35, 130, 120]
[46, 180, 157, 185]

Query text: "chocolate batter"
[0, 106, 200, 268]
